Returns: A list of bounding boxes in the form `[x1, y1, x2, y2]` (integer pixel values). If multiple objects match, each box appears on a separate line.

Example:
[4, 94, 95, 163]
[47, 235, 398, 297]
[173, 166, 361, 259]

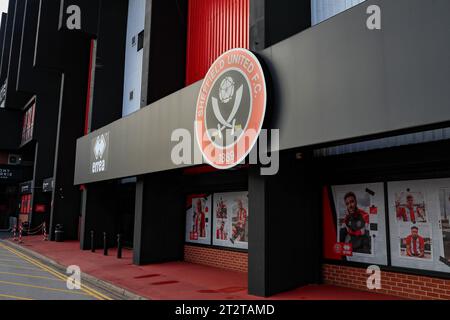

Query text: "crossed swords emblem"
[211, 85, 244, 139]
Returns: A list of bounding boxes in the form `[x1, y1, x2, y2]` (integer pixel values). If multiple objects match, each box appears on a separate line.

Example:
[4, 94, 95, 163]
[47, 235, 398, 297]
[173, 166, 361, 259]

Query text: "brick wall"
[184, 245, 248, 273]
[323, 264, 450, 300]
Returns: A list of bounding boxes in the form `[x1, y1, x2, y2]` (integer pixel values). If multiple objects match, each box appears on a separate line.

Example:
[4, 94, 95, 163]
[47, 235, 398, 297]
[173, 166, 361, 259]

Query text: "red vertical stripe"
[237, 0, 240, 48]
[322, 187, 341, 260]
[215, 0, 219, 57]
[185, 0, 192, 84]
[199, 0, 203, 81]
[230, 0, 234, 49]
[225, 0, 229, 52]
[225, 0, 228, 50]
[84, 39, 95, 135]
[186, 0, 249, 85]
[220, 0, 224, 56]
[217, 0, 220, 57]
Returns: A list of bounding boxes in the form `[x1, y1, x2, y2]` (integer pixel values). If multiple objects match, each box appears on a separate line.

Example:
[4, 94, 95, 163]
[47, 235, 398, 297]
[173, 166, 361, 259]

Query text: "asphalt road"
[0, 239, 116, 300]
[0, 231, 11, 239]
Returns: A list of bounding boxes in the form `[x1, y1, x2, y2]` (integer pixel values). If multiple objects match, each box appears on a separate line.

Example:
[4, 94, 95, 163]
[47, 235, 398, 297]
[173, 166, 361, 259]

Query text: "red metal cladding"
[84, 39, 96, 136]
[186, 0, 250, 86]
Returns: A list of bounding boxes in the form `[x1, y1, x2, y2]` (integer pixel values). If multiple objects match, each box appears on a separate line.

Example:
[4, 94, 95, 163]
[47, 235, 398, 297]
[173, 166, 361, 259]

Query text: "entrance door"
[116, 181, 136, 248]
[0, 188, 10, 229]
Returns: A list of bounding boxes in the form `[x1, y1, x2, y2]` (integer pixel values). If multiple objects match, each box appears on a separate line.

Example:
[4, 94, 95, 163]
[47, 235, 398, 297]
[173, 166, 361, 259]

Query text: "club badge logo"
[195, 48, 267, 169]
[91, 133, 109, 174]
[94, 134, 107, 160]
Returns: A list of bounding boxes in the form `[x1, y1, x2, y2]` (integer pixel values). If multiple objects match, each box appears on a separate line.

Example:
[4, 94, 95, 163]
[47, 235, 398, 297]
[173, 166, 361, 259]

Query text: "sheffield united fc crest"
[195, 48, 267, 169]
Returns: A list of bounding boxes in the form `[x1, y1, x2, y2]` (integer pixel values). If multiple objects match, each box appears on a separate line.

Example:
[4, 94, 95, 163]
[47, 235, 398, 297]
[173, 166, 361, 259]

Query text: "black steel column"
[248, 165, 268, 296]
[248, 151, 321, 297]
[133, 171, 185, 265]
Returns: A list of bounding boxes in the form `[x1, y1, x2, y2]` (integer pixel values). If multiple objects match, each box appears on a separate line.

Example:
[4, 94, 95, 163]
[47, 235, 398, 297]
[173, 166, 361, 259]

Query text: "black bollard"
[117, 234, 122, 259]
[103, 232, 108, 256]
[91, 230, 95, 252]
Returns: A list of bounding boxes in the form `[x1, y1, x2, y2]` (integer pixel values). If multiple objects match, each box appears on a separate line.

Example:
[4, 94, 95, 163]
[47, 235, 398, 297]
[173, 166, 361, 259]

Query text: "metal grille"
[186, 0, 250, 85]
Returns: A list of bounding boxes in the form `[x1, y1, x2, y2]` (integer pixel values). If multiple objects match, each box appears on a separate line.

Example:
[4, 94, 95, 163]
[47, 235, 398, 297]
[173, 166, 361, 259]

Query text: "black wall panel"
[250, 0, 311, 51]
[0, 109, 21, 150]
[89, 0, 128, 131]
[146, 0, 188, 105]
[4, 0, 32, 109]
[133, 170, 185, 265]
[0, 0, 15, 84]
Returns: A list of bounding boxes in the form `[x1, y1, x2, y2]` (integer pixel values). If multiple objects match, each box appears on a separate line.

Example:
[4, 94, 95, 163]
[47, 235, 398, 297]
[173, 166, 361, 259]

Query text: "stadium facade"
[1, 0, 450, 298]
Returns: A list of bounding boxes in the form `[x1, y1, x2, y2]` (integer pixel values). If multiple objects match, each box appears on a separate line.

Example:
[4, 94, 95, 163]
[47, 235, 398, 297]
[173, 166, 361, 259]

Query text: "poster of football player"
[394, 191, 427, 224]
[213, 192, 249, 250]
[185, 194, 212, 245]
[215, 219, 228, 241]
[388, 179, 450, 272]
[332, 183, 388, 265]
[439, 188, 450, 267]
[215, 196, 228, 219]
[398, 224, 433, 260]
[231, 198, 248, 244]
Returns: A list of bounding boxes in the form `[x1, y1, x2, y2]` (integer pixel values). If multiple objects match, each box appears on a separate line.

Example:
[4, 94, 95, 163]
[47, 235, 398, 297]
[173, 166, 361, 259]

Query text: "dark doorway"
[116, 179, 136, 248]
[0, 185, 18, 230]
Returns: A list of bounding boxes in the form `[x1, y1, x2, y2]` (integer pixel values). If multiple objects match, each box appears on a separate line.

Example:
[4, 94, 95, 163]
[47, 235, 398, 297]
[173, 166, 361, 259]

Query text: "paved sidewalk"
[7, 235, 402, 300]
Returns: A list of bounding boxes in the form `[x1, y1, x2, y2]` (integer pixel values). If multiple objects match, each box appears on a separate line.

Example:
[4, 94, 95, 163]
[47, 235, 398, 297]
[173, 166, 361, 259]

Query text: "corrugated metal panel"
[314, 128, 450, 157]
[311, 0, 366, 25]
[186, 0, 250, 86]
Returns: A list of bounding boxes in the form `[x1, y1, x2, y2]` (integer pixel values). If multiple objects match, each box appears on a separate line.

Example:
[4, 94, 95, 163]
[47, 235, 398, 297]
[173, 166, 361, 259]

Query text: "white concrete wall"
[122, 0, 146, 117]
[311, 0, 366, 25]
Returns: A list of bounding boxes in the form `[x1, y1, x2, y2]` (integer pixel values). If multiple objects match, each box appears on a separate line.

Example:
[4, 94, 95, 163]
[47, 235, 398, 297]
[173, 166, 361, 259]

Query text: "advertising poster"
[213, 192, 249, 250]
[326, 183, 388, 265]
[185, 194, 212, 245]
[394, 191, 427, 224]
[397, 223, 432, 260]
[439, 188, 450, 267]
[388, 179, 450, 273]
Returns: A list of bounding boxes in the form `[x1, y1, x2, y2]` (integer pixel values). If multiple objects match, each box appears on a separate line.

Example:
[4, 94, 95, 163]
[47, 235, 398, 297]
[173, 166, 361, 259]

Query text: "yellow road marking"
[0, 263, 45, 272]
[0, 271, 63, 282]
[0, 243, 111, 300]
[0, 293, 33, 300]
[7, 250, 108, 301]
[0, 244, 102, 299]
[0, 279, 91, 296]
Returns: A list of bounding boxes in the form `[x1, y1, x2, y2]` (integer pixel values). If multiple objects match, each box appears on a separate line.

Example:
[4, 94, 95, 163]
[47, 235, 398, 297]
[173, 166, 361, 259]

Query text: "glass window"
[311, 0, 366, 25]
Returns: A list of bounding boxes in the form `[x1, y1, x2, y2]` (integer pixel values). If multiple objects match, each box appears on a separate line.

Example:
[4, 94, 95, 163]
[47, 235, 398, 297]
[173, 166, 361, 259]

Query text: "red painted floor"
[8, 236, 401, 300]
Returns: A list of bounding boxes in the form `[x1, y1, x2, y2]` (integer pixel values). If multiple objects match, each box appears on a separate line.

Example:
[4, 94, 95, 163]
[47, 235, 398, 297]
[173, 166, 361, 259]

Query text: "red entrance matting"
[7, 236, 402, 300]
